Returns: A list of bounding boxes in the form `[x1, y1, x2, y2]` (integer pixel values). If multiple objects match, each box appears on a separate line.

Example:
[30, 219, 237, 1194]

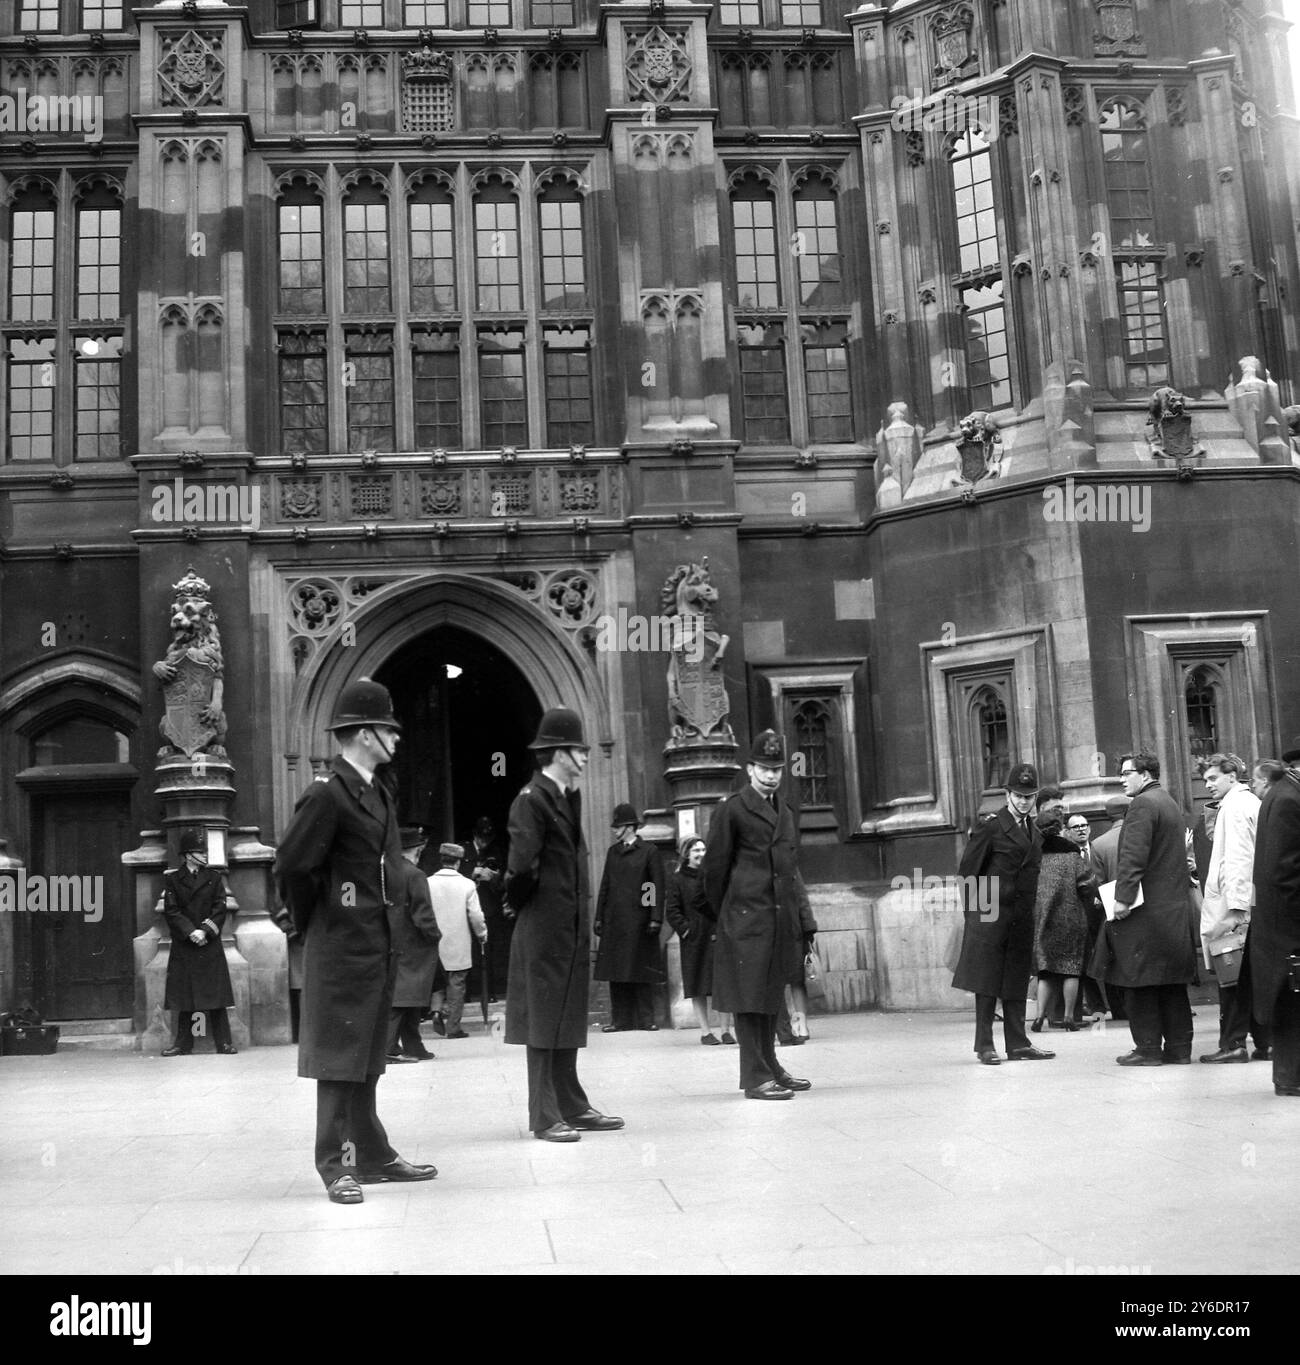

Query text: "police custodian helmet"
[527, 707, 589, 751]
[327, 677, 402, 732]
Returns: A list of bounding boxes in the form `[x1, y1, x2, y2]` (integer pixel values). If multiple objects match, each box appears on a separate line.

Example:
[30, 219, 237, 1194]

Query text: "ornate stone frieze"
[158, 29, 226, 109]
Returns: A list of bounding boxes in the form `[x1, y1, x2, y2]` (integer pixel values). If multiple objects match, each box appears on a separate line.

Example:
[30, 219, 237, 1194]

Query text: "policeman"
[274, 678, 438, 1203]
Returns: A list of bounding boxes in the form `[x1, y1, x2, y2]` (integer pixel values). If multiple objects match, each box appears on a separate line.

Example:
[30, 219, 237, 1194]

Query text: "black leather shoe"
[720, 1032, 737, 1045]
[641, 1023, 659, 1031]
[445, 1030, 468, 1040]
[1116, 1050, 1162, 1066]
[1274, 1086, 1300, 1097]
[700, 1033, 720, 1045]
[161, 1046, 191, 1057]
[217, 1044, 238, 1054]
[358, 1157, 438, 1183]
[601, 1024, 628, 1033]
[1161, 1052, 1192, 1065]
[1030, 1016, 1045, 1034]
[534, 1122, 581, 1142]
[976, 1049, 1002, 1065]
[744, 1080, 793, 1099]
[565, 1108, 625, 1131]
[774, 1074, 811, 1091]
[327, 1175, 364, 1204]
[1006, 1046, 1055, 1060]
[1253, 1046, 1272, 1061]
[385, 1053, 420, 1064]
[1199, 1046, 1248, 1063]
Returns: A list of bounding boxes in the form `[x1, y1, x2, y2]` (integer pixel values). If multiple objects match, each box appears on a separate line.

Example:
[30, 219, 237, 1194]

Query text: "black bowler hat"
[327, 678, 401, 732]
[528, 707, 589, 751]
[611, 802, 639, 828]
[179, 829, 206, 855]
[1006, 762, 1039, 793]
[1282, 736, 1300, 763]
[748, 730, 787, 767]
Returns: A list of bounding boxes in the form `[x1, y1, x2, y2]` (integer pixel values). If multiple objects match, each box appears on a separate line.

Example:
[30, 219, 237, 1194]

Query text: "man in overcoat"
[460, 817, 509, 1002]
[274, 678, 438, 1204]
[952, 762, 1056, 1064]
[504, 707, 623, 1142]
[594, 803, 666, 1032]
[159, 828, 237, 1056]
[429, 841, 487, 1039]
[386, 830, 441, 1063]
[1104, 751, 1197, 1065]
[704, 730, 818, 1100]
[1249, 740, 1300, 1097]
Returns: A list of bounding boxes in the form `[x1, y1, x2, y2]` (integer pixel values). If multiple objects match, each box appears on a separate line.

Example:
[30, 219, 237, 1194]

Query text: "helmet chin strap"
[370, 728, 394, 764]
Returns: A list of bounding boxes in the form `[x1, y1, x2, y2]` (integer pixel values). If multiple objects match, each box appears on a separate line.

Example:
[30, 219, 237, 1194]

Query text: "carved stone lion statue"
[152, 571, 228, 759]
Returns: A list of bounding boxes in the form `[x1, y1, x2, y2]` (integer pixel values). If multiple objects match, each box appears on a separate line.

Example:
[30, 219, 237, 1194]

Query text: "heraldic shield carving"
[152, 568, 229, 758]
[661, 559, 734, 742]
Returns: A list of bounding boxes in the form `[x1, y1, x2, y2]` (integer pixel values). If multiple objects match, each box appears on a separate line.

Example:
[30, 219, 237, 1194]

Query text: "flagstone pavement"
[1, 1010, 1296, 1277]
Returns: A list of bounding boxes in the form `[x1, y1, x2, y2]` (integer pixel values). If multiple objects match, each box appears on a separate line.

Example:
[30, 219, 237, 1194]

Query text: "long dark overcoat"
[1249, 769, 1300, 1026]
[1094, 781, 1196, 988]
[391, 860, 442, 1009]
[459, 835, 511, 989]
[1032, 835, 1099, 977]
[273, 755, 405, 1081]
[161, 864, 235, 1011]
[503, 772, 592, 1049]
[593, 837, 666, 985]
[704, 785, 816, 1015]
[665, 865, 716, 998]
[951, 806, 1041, 998]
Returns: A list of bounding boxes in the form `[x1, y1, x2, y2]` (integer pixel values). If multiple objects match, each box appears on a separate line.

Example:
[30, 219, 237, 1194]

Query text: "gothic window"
[717, 0, 761, 23]
[1099, 100, 1169, 392]
[275, 0, 320, 26]
[341, 0, 384, 24]
[543, 325, 593, 446]
[409, 184, 456, 313]
[31, 715, 130, 767]
[478, 328, 527, 448]
[948, 128, 1011, 411]
[405, 0, 449, 21]
[791, 697, 833, 807]
[727, 164, 852, 446]
[972, 684, 1010, 790]
[475, 193, 521, 311]
[279, 188, 325, 315]
[412, 331, 462, 450]
[279, 331, 329, 454]
[538, 186, 587, 309]
[345, 331, 396, 450]
[4, 176, 125, 464]
[467, 0, 511, 24]
[1184, 664, 1222, 773]
[18, 0, 60, 31]
[780, 0, 821, 25]
[531, 0, 573, 24]
[737, 322, 790, 444]
[81, 0, 124, 29]
[343, 185, 392, 313]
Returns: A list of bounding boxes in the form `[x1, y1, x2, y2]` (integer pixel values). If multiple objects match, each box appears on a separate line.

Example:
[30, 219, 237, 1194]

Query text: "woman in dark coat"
[593, 804, 666, 1031]
[1031, 814, 1100, 1031]
[665, 835, 734, 1045]
[386, 854, 441, 1062]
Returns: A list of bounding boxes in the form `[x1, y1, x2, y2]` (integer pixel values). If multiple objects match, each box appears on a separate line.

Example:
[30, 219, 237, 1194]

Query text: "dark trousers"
[1270, 983, 1300, 1091]
[1216, 945, 1269, 1051]
[172, 1009, 231, 1051]
[735, 1011, 783, 1090]
[609, 981, 655, 1029]
[974, 993, 1029, 1054]
[386, 1006, 426, 1057]
[525, 1046, 590, 1132]
[314, 1075, 397, 1186]
[1124, 984, 1193, 1059]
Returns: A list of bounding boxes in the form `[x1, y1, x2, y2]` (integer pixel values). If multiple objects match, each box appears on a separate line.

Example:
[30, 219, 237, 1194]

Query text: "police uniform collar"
[337, 752, 375, 786]
[740, 784, 779, 823]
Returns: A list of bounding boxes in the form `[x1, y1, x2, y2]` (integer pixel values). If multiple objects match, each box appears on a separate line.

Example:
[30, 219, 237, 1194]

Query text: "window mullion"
[518, 166, 544, 448]
[456, 165, 480, 449]
[387, 162, 415, 452]
[324, 166, 347, 453]
[773, 171, 808, 444]
[55, 171, 74, 465]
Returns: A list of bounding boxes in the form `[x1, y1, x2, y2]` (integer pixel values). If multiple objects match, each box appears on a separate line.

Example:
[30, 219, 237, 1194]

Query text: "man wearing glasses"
[952, 762, 1056, 1065]
[1105, 752, 1197, 1065]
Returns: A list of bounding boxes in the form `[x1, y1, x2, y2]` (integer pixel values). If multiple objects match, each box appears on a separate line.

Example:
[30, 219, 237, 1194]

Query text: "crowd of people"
[157, 673, 1300, 1205]
[952, 748, 1300, 1099]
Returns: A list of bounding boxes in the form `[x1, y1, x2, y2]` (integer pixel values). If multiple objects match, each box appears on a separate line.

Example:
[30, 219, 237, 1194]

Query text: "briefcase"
[1, 1023, 60, 1055]
[1210, 948, 1243, 989]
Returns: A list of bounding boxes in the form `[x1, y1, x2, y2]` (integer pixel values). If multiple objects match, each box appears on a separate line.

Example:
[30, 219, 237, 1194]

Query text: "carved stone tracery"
[626, 26, 692, 105]
[158, 29, 226, 109]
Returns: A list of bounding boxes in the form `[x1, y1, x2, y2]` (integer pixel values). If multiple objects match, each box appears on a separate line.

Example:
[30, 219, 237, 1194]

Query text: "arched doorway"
[376, 624, 541, 846]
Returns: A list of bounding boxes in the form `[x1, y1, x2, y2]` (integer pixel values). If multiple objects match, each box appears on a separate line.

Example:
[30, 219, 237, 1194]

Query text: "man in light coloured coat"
[1198, 754, 1266, 1063]
[428, 842, 487, 1040]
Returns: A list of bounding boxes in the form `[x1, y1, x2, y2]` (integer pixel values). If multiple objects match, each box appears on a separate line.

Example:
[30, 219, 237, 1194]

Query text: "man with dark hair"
[1249, 737, 1300, 1097]
[594, 803, 666, 1032]
[274, 678, 438, 1203]
[1104, 751, 1197, 1065]
[504, 707, 623, 1141]
[158, 828, 237, 1056]
[705, 730, 818, 1100]
[952, 762, 1055, 1065]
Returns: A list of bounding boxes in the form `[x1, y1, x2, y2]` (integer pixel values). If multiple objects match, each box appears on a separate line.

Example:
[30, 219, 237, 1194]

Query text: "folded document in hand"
[1098, 880, 1144, 921]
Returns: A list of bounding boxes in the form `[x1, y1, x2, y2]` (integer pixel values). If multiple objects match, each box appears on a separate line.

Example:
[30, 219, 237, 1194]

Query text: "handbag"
[803, 947, 827, 1001]
[1211, 947, 1243, 988]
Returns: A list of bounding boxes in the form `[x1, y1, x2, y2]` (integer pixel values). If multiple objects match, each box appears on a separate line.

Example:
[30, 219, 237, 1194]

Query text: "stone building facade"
[0, 0, 1298, 1044]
